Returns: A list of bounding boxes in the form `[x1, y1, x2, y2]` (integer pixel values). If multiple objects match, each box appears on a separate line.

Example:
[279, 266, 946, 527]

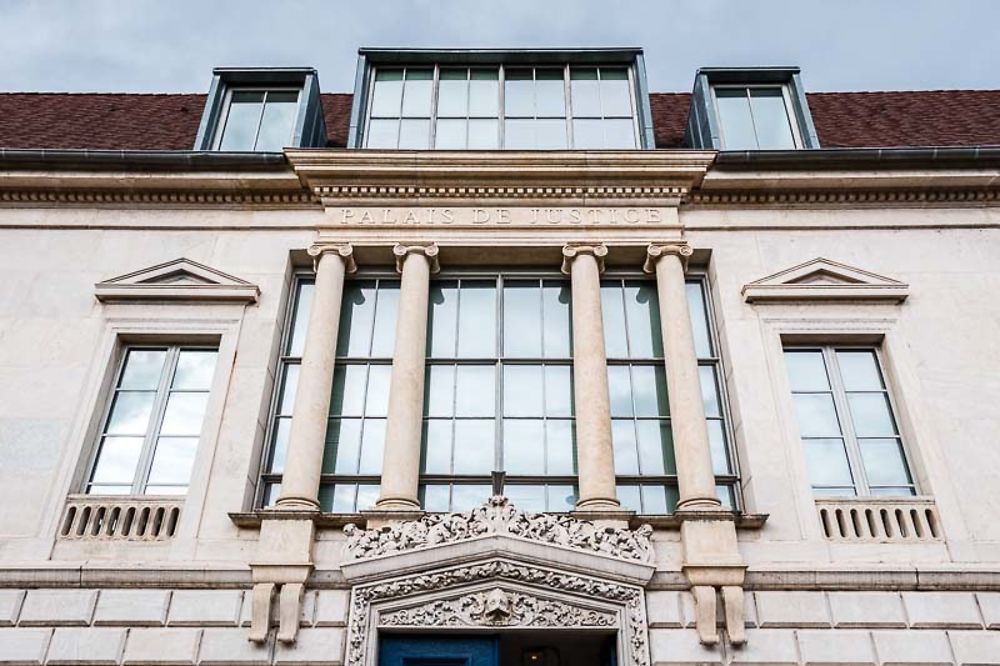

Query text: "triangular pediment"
[95, 258, 259, 303]
[743, 258, 908, 303]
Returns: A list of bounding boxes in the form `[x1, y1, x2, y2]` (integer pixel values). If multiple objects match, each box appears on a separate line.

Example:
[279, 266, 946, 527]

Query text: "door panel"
[379, 635, 500, 666]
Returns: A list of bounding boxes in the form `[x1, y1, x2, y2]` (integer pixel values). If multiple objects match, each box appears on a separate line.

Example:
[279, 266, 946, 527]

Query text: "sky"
[0, 0, 997, 94]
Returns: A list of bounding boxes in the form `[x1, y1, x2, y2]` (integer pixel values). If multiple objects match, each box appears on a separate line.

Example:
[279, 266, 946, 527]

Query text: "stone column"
[375, 243, 440, 512]
[561, 243, 621, 513]
[276, 243, 356, 510]
[644, 243, 720, 510]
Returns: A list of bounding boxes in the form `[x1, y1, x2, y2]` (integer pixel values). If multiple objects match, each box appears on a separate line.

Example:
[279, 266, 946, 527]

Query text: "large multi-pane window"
[364, 65, 639, 150]
[784, 346, 915, 497]
[260, 277, 400, 512]
[88, 346, 218, 495]
[713, 86, 799, 150]
[420, 274, 577, 512]
[214, 89, 299, 151]
[603, 277, 737, 514]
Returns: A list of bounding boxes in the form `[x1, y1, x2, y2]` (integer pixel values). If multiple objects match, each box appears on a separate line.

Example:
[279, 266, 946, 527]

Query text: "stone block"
[872, 630, 953, 665]
[198, 628, 273, 665]
[0, 628, 51, 665]
[273, 627, 345, 665]
[18, 590, 97, 627]
[648, 628, 724, 665]
[828, 592, 907, 628]
[798, 629, 876, 665]
[975, 592, 1000, 629]
[167, 590, 243, 627]
[0, 590, 25, 626]
[646, 591, 685, 628]
[313, 590, 349, 627]
[754, 591, 830, 628]
[680, 590, 757, 628]
[122, 628, 201, 665]
[728, 629, 799, 665]
[902, 591, 982, 628]
[47, 627, 127, 665]
[94, 590, 170, 626]
[950, 630, 1000, 666]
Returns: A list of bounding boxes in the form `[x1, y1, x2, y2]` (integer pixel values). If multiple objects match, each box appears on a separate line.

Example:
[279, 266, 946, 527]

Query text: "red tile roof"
[0, 90, 997, 151]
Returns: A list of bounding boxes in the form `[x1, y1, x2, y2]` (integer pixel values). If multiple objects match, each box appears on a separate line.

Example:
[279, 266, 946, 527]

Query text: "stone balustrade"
[816, 496, 942, 543]
[59, 495, 183, 541]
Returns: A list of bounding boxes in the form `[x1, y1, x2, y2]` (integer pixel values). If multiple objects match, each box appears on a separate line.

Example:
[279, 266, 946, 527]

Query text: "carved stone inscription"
[328, 207, 672, 227]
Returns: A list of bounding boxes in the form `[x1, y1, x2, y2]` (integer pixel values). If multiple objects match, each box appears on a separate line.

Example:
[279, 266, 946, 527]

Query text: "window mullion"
[498, 65, 506, 148]
[250, 92, 269, 151]
[136, 346, 179, 493]
[743, 88, 763, 151]
[564, 63, 573, 148]
[495, 274, 504, 473]
[429, 65, 440, 149]
[826, 347, 868, 495]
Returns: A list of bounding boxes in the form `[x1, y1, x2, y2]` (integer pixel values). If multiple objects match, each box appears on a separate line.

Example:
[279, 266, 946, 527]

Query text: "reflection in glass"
[716, 89, 757, 150]
[784, 351, 829, 391]
[748, 88, 795, 149]
[120, 350, 166, 390]
[91, 437, 144, 484]
[160, 393, 208, 436]
[793, 394, 842, 438]
[503, 420, 545, 474]
[106, 392, 156, 436]
[148, 436, 198, 485]
[847, 393, 898, 437]
[804, 438, 854, 487]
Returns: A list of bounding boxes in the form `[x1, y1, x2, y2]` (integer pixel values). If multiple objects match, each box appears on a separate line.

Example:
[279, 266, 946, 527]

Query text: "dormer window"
[215, 89, 300, 151]
[713, 86, 798, 150]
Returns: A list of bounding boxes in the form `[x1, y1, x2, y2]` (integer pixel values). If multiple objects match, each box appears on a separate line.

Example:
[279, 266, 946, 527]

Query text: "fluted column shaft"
[562, 243, 620, 512]
[277, 244, 355, 510]
[645, 243, 720, 510]
[375, 243, 439, 511]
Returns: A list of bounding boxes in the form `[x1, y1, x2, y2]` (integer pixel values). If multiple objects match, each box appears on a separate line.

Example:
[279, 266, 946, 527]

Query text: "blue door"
[379, 635, 500, 666]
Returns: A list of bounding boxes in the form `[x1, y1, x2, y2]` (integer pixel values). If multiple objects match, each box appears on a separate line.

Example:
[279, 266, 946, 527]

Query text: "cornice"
[0, 189, 316, 207]
[688, 187, 1000, 207]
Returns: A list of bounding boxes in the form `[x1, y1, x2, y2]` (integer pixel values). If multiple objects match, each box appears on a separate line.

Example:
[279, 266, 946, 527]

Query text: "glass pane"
[337, 282, 376, 357]
[848, 394, 898, 437]
[219, 93, 263, 150]
[535, 69, 565, 117]
[793, 394, 842, 438]
[364, 365, 392, 417]
[503, 365, 543, 417]
[784, 351, 830, 391]
[632, 365, 669, 417]
[370, 69, 404, 117]
[262, 483, 281, 506]
[506, 485, 546, 512]
[457, 281, 496, 357]
[503, 419, 544, 475]
[269, 418, 291, 473]
[837, 351, 884, 391]
[636, 420, 673, 475]
[468, 119, 499, 149]
[542, 281, 572, 357]
[455, 365, 495, 417]
[371, 283, 400, 357]
[147, 436, 198, 485]
[617, 485, 641, 513]
[600, 69, 632, 117]
[398, 119, 430, 149]
[173, 350, 217, 390]
[287, 282, 313, 356]
[860, 438, 912, 486]
[144, 485, 186, 496]
[544, 366, 573, 417]
[106, 392, 156, 435]
[437, 69, 468, 117]
[601, 285, 629, 358]
[89, 485, 132, 495]
[91, 436, 143, 484]
[612, 420, 639, 474]
[549, 485, 578, 512]
[422, 484, 450, 512]
[686, 282, 713, 358]
[715, 88, 756, 150]
[366, 118, 398, 148]
[120, 350, 166, 390]
[401, 69, 433, 117]
[469, 69, 499, 116]
[699, 366, 721, 418]
[356, 484, 379, 511]
[428, 281, 458, 357]
[504, 69, 533, 117]
[572, 119, 604, 149]
[256, 93, 298, 151]
[624, 282, 662, 357]
[330, 484, 357, 513]
[717, 485, 735, 510]
[641, 485, 671, 514]
[327, 418, 361, 474]
[504, 119, 534, 149]
[453, 420, 495, 474]
[749, 88, 795, 149]
[546, 420, 575, 475]
[421, 420, 452, 474]
[330, 365, 366, 417]
[503, 281, 542, 357]
[813, 487, 857, 498]
[452, 484, 491, 512]
[707, 420, 732, 475]
[870, 486, 916, 497]
[435, 118, 466, 149]
[607, 366, 634, 418]
[535, 119, 568, 149]
[570, 68, 600, 117]
[358, 419, 385, 474]
[804, 438, 854, 487]
[603, 119, 637, 149]
[425, 365, 455, 417]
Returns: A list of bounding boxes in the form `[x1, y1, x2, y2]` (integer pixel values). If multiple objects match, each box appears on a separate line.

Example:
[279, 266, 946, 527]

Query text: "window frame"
[710, 83, 804, 150]
[211, 86, 302, 152]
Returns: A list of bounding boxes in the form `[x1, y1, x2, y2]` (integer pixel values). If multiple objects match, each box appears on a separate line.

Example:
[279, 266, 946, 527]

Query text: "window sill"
[632, 511, 768, 530]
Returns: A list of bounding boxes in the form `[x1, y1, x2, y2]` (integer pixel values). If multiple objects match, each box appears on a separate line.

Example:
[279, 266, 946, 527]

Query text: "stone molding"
[643, 242, 694, 273]
[391, 242, 441, 273]
[560, 242, 609, 274]
[690, 188, 1000, 206]
[94, 258, 260, 304]
[742, 257, 909, 303]
[306, 242, 357, 274]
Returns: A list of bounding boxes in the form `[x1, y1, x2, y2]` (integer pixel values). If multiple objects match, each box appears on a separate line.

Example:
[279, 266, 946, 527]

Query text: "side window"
[784, 346, 915, 497]
[87, 346, 218, 495]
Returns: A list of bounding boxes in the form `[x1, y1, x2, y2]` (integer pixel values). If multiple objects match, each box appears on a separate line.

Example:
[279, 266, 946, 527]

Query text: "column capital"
[560, 242, 608, 275]
[307, 242, 357, 273]
[393, 243, 441, 274]
[643, 242, 693, 274]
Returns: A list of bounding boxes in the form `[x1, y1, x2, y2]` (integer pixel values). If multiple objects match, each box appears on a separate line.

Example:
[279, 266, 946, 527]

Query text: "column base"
[676, 495, 723, 512]
[274, 495, 321, 511]
[572, 498, 634, 529]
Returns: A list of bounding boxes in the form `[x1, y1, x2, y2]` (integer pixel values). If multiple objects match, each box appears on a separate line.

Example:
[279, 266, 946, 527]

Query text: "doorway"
[379, 632, 617, 666]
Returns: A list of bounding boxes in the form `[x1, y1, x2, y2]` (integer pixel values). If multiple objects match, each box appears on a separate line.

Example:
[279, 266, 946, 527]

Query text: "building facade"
[0, 49, 999, 665]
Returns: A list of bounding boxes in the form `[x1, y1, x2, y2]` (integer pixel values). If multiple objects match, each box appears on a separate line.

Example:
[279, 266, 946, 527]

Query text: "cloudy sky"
[1, 0, 996, 93]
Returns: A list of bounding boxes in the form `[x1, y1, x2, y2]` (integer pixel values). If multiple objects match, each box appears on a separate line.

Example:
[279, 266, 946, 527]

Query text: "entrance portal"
[379, 633, 617, 666]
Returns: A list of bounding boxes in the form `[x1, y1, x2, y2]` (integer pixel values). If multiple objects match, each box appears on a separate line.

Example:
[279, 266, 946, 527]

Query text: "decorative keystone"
[393, 243, 441, 274]
[307, 242, 357, 274]
[560, 243, 608, 275]
[643, 243, 693, 274]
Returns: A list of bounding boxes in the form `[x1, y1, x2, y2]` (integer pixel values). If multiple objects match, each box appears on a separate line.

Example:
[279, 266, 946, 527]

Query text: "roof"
[0, 90, 997, 151]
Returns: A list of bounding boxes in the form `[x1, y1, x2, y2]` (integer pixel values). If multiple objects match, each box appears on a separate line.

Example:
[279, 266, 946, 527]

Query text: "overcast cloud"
[0, 0, 996, 93]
